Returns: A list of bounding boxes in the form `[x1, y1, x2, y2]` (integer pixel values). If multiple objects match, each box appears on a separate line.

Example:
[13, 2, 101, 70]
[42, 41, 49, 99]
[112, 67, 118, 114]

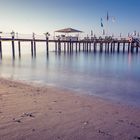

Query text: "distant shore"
[0, 77, 140, 140]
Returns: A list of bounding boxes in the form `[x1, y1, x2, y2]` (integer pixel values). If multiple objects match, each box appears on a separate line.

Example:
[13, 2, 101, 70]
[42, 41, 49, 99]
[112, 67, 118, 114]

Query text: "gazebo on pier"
[54, 28, 83, 41]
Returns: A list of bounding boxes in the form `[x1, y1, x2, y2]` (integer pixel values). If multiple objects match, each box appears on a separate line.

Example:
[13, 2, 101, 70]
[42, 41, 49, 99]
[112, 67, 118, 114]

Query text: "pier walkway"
[0, 35, 139, 59]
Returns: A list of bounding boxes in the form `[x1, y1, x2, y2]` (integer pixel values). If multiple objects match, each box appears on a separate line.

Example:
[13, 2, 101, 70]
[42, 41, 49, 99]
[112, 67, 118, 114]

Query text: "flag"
[91, 30, 93, 36]
[101, 18, 103, 27]
[134, 30, 136, 36]
[103, 29, 105, 35]
[107, 12, 109, 21]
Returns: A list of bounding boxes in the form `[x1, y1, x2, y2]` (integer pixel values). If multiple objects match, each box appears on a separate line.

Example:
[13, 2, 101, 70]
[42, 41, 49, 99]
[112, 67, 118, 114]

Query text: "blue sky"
[0, 0, 140, 36]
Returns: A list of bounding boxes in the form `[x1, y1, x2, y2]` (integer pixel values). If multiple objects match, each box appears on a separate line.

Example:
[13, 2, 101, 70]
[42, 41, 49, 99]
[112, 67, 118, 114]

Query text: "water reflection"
[0, 52, 140, 106]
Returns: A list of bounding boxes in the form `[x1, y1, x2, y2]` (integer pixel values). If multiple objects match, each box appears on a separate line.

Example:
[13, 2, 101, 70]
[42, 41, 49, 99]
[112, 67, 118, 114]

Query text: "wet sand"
[0, 78, 140, 140]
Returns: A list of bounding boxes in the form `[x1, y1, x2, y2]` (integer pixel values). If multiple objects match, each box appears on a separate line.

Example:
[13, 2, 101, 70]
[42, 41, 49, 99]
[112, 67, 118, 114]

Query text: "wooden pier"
[0, 37, 139, 59]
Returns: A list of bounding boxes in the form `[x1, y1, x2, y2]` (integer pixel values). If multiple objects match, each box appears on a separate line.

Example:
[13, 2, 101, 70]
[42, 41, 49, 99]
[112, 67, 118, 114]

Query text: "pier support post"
[71, 42, 73, 52]
[58, 39, 61, 52]
[123, 42, 125, 53]
[117, 42, 120, 53]
[64, 42, 66, 52]
[86, 42, 89, 52]
[136, 46, 139, 53]
[107, 43, 110, 52]
[70, 39, 72, 52]
[55, 42, 57, 52]
[136, 43, 139, 53]
[76, 42, 78, 52]
[110, 42, 113, 52]
[83, 42, 85, 51]
[0, 40, 2, 59]
[12, 36, 15, 59]
[113, 43, 115, 52]
[105, 43, 107, 52]
[89, 43, 91, 51]
[128, 43, 130, 53]
[94, 42, 96, 52]
[33, 40, 36, 57]
[100, 43, 103, 53]
[79, 42, 81, 52]
[131, 42, 134, 53]
[31, 41, 34, 58]
[46, 37, 49, 54]
[0, 34, 2, 59]
[18, 41, 21, 58]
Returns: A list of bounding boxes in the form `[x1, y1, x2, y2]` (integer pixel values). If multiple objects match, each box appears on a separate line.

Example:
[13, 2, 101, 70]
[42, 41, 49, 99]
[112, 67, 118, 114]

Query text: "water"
[0, 50, 140, 107]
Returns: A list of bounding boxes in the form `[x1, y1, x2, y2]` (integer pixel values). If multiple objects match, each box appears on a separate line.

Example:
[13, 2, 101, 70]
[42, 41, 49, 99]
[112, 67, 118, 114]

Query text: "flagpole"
[106, 12, 109, 36]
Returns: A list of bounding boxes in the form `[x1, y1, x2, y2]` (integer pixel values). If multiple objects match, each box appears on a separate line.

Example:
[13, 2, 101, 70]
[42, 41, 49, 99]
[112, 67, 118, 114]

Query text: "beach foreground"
[0, 78, 140, 140]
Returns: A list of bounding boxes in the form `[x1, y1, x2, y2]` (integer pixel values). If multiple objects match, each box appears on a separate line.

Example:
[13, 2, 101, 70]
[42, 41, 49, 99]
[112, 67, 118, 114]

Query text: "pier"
[0, 35, 139, 59]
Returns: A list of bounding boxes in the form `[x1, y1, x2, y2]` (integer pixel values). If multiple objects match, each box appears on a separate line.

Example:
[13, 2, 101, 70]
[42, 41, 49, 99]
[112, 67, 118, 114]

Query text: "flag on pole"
[91, 30, 93, 36]
[107, 12, 109, 21]
[103, 29, 105, 35]
[101, 18, 103, 27]
[134, 30, 136, 36]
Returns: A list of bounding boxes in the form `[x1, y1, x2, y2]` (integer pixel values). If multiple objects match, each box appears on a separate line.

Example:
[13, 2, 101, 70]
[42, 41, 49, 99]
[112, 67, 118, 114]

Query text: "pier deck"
[0, 37, 139, 59]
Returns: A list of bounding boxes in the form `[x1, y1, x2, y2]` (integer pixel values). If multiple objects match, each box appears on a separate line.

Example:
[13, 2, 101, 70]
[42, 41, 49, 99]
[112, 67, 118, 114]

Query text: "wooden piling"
[113, 43, 115, 52]
[0, 40, 2, 59]
[71, 42, 73, 52]
[86, 42, 88, 52]
[123, 42, 125, 53]
[105, 43, 107, 52]
[83, 42, 85, 51]
[34, 40, 36, 57]
[58, 39, 61, 52]
[128, 43, 130, 53]
[79, 42, 81, 52]
[64, 42, 66, 52]
[100, 43, 103, 53]
[107, 43, 110, 52]
[67, 42, 70, 52]
[55, 42, 57, 52]
[89, 43, 91, 51]
[76, 42, 78, 52]
[70, 39, 72, 52]
[46, 37, 49, 54]
[18, 41, 21, 58]
[110, 42, 113, 52]
[12, 36, 15, 59]
[136, 46, 139, 53]
[31, 41, 34, 57]
[117, 42, 120, 53]
[131, 42, 134, 53]
[94, 42, 96, 52]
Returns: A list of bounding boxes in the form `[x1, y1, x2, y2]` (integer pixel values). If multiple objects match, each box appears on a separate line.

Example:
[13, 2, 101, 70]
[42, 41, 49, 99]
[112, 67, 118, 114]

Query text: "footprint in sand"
[21, 112, 35, 118]
[13, 118, 21, 123]
[134, 136, 140, 140]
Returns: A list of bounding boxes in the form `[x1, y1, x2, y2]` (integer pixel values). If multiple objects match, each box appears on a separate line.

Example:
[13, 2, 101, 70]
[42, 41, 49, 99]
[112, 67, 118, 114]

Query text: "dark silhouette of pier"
[0, 35, 139, 59]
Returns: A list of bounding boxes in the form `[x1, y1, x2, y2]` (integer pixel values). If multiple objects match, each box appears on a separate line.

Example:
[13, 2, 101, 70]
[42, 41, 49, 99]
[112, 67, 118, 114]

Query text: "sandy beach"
[0, 78, 140, 140]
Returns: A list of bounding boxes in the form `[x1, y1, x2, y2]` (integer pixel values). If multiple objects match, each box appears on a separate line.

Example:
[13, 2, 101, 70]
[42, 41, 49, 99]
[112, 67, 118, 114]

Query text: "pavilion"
[54, 28, 83, 41]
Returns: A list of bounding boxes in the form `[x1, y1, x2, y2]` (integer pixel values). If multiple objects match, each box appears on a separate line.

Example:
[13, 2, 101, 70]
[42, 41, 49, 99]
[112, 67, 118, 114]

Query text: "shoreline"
[0, 77, 140, 140]
[1, 76, 140, 109]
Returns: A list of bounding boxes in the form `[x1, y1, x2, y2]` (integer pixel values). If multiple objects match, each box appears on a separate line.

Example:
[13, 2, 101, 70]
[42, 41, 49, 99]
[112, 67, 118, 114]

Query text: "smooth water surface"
[0, 51, 140, 106]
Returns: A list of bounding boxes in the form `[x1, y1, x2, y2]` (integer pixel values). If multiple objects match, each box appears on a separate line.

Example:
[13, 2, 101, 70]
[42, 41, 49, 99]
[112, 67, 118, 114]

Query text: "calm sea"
[0, 43, 140, 107]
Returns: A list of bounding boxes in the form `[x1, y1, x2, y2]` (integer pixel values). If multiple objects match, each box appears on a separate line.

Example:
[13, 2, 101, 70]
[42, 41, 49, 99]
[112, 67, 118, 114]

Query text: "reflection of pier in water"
[0, 37, 139, 59]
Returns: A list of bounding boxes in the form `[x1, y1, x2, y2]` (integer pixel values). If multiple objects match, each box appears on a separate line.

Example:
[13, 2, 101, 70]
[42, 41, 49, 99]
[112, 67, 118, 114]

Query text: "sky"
[0, 0, 140, 37]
